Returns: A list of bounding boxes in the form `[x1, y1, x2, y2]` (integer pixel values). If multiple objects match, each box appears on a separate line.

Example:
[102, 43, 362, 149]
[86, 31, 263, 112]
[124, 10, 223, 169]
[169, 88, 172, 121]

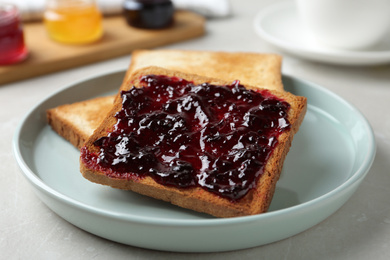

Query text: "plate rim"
[12, 70, 376, 228]
[253, 2, 390, 65]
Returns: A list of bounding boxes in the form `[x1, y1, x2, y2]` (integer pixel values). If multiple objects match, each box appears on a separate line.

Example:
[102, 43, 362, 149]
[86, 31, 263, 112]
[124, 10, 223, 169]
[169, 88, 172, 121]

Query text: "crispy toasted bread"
[47, 50, 285, 149]
[127, 49, 284, 92]
[79, 66, 307, 218]
[47, 96, 115, 149]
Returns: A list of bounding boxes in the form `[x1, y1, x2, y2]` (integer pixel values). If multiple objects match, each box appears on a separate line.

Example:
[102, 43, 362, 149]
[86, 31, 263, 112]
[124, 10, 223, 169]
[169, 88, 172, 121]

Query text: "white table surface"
[2, 0, 390, 259]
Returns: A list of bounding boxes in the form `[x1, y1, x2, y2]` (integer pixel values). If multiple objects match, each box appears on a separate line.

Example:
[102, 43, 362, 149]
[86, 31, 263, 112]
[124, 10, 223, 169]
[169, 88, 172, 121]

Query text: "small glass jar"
[0, 3, 28, 65]
[123, 0, 174, 29]
[43, 0, 103, 44]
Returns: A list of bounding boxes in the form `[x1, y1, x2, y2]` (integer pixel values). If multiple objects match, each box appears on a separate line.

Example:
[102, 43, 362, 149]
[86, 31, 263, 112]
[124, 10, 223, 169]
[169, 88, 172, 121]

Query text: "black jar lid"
[123, 0, 174, 29]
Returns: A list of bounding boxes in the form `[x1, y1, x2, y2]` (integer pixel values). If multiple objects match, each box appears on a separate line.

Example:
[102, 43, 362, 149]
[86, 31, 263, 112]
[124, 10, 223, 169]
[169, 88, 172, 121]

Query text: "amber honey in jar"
[43, 0, 103, 44]
[0, 3, 28, 65]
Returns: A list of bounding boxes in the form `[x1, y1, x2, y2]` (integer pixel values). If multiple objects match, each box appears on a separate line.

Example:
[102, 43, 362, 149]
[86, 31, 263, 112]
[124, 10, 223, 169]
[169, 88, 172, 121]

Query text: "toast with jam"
[47, 50, 285, 149]
[79, 66, 307, 218]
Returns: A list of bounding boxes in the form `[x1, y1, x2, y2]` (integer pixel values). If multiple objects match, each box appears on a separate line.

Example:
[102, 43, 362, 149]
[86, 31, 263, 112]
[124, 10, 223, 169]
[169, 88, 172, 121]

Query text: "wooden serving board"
[0, 11, 205, 85]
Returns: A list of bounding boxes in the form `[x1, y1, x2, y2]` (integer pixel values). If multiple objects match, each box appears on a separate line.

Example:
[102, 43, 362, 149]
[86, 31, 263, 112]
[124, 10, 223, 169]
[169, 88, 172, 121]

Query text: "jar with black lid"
[123, 0, 174, 29]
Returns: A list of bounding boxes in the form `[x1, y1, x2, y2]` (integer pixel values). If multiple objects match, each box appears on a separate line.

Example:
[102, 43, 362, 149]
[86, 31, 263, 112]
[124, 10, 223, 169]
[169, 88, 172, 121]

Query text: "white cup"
[296, 0, 390, 50]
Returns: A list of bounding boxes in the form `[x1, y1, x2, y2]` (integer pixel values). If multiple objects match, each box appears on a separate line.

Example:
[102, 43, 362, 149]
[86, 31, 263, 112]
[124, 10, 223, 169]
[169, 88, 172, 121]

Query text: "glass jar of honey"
[43, 0, 103, 44]
[0, 3, 28, 65]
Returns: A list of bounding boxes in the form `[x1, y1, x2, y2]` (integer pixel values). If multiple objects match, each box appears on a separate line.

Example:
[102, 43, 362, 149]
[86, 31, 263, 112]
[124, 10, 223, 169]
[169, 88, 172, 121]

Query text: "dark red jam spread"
[81, 75, 291, 201]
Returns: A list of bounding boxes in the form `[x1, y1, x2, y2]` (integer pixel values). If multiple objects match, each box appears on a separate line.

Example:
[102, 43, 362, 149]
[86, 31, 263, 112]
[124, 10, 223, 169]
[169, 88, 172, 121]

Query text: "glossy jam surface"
[82, 75, 291, 201]
[123, 0, 174, 29]
[43, 1, 103, 44]
[0, 5, 28, 65]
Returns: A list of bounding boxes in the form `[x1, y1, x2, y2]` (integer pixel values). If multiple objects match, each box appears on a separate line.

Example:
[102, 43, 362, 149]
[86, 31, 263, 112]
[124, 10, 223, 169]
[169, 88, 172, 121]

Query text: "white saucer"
[254, 2, 390, 66]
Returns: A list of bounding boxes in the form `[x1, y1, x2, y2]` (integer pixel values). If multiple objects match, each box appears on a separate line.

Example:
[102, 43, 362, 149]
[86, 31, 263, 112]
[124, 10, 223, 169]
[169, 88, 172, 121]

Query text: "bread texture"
[47, 96, 115, 149]
[127, 49, 284, 92]
[47, 49, 285, 149]
[80, 66, 307, 218]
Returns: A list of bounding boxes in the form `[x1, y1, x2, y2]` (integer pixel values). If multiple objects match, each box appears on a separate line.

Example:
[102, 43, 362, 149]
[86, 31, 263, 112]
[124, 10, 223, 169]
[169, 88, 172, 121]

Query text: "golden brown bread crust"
[126, 49, 284, 92]
[80, 66, 307, 218]
[47, 96, 115, 149]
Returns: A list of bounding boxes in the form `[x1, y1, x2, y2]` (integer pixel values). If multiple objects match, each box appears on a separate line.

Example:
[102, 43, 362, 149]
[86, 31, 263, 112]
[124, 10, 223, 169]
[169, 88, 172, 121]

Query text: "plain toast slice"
[79, 66, 307, 218]
[47, 96, 115, 149]
[127, 49, 284, 92]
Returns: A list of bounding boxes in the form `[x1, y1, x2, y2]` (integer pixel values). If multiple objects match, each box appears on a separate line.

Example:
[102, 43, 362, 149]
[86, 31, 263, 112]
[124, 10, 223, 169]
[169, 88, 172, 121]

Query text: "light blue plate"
[13, 70, 376, 252]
